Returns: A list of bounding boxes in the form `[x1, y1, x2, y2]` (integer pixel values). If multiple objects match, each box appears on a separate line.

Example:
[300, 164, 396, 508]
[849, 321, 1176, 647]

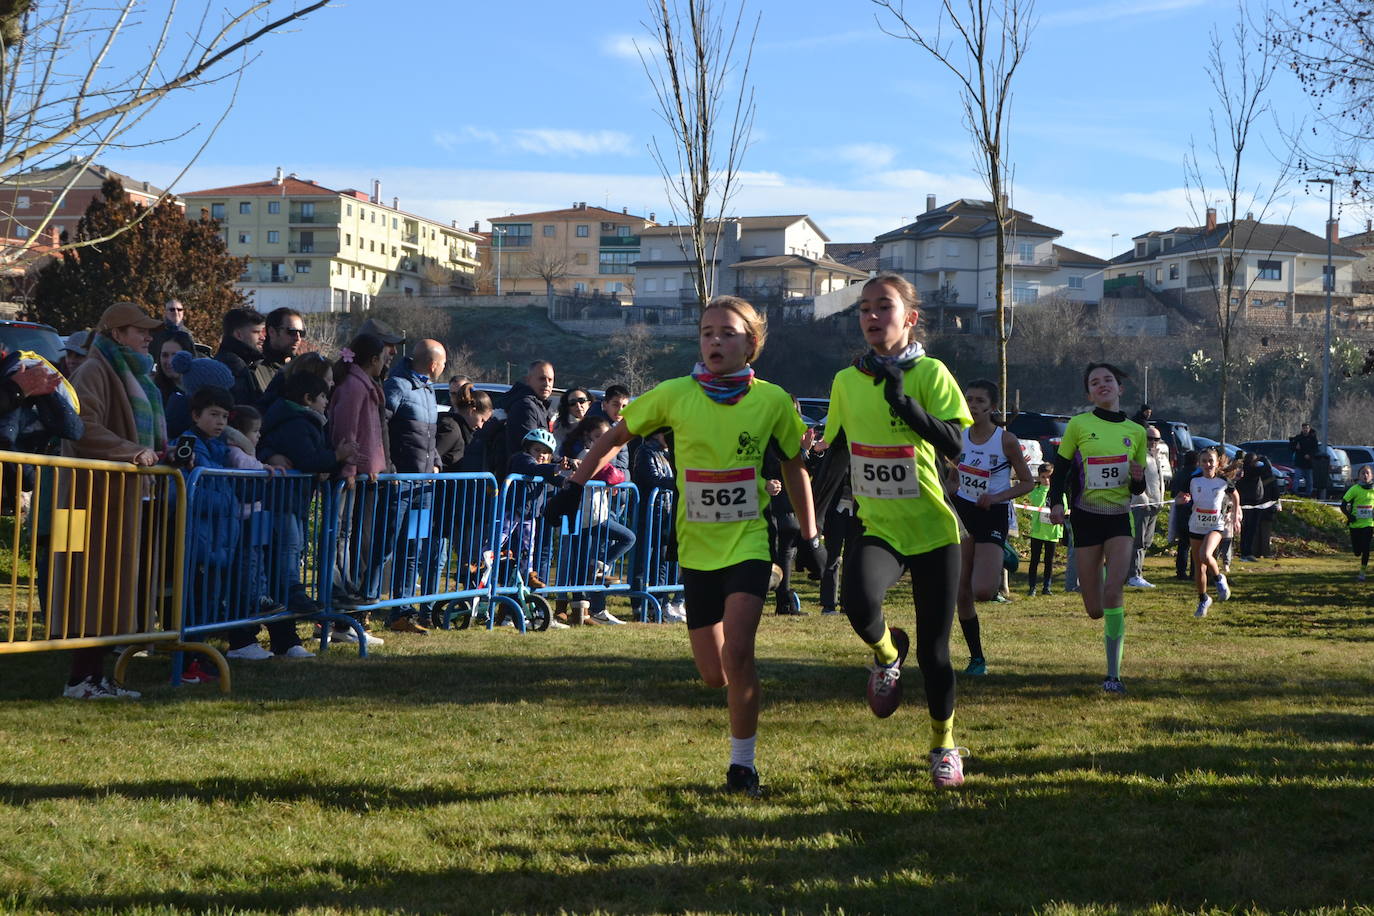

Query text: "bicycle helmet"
[522, 428, 557, 453]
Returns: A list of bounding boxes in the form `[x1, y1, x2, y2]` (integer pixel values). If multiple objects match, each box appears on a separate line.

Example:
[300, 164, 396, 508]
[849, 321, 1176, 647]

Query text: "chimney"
[622, 206, 628, 214]
[1245, 211, 1254, 221]
[1366, 218, 1371, 233]
[649, 212, 656, 222]
[999, 192, 1009, 212]
[273, 166, 283, 186]
[471, 221, 480, 233]
[1206, 207, 1217, 231]
[392, 196, 398, 210]
[1328, 218, 1340, 245]
[926, 194, 936, 212]
[372, 179, 381, 204]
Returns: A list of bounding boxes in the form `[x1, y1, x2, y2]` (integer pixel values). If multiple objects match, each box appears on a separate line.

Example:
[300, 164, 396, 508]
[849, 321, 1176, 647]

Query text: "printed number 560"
[862, 464, 906, 482]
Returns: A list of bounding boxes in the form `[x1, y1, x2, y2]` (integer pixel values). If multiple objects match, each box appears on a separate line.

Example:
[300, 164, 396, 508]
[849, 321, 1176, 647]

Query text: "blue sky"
[103, 0, 1347, 259]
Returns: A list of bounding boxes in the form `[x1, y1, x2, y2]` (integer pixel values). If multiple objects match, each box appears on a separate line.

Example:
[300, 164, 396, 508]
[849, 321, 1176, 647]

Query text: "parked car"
[1006, 411, 1069, 456]
[0, 319, 64, 366]
[1240, 440, 1351, 492]
[1147, 419, 1194, 470]
[1191, 435, 1241, 461]
[1337, 445, 1374, 480]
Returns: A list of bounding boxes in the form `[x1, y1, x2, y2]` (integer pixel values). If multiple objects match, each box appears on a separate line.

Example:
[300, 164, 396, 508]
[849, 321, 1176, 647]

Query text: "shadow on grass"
[15, 742, 1374, 913]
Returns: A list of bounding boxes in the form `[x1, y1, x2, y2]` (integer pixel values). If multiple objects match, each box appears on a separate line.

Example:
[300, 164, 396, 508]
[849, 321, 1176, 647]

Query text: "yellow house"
[485, 202, 656, 297]
[183, 170, 481, 313]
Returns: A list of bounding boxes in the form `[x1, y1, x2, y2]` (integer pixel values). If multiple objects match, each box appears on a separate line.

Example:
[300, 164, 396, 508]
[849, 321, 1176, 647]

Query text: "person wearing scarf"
[54, 302, 169, 700]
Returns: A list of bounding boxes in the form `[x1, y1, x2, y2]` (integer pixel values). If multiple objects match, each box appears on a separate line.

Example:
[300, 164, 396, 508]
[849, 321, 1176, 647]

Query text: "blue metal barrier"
[632, 486, 681, 623]
[325, 472, 509, 636]
[181, 468, 359, 669]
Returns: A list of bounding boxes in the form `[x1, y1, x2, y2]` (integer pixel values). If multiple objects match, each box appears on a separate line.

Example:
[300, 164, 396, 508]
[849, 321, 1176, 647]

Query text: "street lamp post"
[493, 226, 506, 296]
[1305, 177, 1335, 453]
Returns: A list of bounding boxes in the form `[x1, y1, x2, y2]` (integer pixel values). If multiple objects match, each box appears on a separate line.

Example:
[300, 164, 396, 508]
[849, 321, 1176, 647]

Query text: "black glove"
[796, 535, 828, 577]
[543, 480, 583, 521]
[870, 360, 906, 405]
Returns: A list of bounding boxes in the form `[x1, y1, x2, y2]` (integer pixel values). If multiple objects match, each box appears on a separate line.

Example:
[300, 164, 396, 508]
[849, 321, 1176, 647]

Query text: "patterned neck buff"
[690, 362, 755, 405]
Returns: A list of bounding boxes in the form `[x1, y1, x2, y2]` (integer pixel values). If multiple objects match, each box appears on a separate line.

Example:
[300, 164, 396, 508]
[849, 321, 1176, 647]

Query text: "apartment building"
[485, 203, 656, 297]
[633, 215, 865, 308]
[0, 160, 171, 243]
[875, 196, 1106, 332]
[182, 171, 482, 313]
[1107, 208, 1361, 328]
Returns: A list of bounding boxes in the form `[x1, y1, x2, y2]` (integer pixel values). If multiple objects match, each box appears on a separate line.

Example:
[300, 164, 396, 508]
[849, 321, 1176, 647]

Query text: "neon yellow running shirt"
[1056, 411, 1149, 515]
[824, 358, 972, 556]
[621, 375, 805, 571]
[1342, 483, 1374, 529]
[1027, 483, 1066, 541]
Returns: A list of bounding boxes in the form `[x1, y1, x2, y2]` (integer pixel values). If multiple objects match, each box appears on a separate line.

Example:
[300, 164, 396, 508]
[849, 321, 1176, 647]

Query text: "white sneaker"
[1216, 575, 1231, 602]
[280, 645, 315, 659]
[361, 631, 385, 646]
[1126, 576, 1155, 589]
[663, 604, 687, 623]
[329, 628, 358, 644]
[1195, 595, 1213, 618]
[548, 618, 571, 630]
[62, 676, 116, 700]
[100, 677, 142, 699]
[590, 609, 626, 625]
[226, 643, 273, 661]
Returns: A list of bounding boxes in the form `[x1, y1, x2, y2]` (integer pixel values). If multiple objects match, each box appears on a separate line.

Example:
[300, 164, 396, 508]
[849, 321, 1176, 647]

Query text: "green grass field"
[1, 552, 1372, 915]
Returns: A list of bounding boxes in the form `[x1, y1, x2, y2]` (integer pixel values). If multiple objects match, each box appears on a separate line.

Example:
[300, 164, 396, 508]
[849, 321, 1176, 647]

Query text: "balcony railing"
[288, 209, 339, 225]
[1187, 272, 1246, 288]
[401, 233, 419, 245]
[600, 235, 640, 247]
[288, 241, 340, 254]
[1007, 255, 1058, 270]
[877, 256, 904, 271]
[241, 273, 292, 284]
[599, 264, 636, 275]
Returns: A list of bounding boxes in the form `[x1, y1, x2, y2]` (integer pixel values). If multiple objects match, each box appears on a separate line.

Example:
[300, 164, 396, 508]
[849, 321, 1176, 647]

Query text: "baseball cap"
[358, 317, 403, 345]
[98, 302, 162, 332]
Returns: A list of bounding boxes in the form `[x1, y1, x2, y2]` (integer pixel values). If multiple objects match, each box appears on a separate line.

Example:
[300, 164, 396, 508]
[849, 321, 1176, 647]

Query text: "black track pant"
[841, 536, 959, 722]
[1028, 537, 1057, 586]
[1352, 527, 1372, 565]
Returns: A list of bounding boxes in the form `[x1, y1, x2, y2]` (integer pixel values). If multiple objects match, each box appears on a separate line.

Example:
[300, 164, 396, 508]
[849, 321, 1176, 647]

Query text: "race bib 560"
[851, 442, 920, 500]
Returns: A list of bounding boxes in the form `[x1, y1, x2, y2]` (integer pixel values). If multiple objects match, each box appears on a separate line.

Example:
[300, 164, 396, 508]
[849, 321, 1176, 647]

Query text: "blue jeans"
[584, 519, 636, 613]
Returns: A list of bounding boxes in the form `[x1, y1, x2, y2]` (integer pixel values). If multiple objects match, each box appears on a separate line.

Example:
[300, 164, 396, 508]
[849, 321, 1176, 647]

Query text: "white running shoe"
[1126, 576, 1155, 589]
[1216, 575, 1231, 602]
[280, 645, 315, 659]
[548, 618, 571, 630]
[226, 644, 273, 661]
[663, 605, 687, 623]
[590, 609, 626, 625]
[1195, 595, 1213, 618]
[62, 677, 116, 700]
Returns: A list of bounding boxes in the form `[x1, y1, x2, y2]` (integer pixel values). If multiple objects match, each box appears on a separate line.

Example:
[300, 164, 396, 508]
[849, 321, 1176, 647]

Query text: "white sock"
[729, 734, 756, 769]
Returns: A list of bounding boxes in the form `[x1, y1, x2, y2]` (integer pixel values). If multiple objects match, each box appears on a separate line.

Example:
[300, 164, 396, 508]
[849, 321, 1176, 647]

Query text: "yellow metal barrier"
[0, 449, 228, 692]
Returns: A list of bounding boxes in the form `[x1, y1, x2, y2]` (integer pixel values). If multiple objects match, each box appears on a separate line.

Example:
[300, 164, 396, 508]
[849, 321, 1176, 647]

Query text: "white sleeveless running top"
[956, 426, 1012, 503]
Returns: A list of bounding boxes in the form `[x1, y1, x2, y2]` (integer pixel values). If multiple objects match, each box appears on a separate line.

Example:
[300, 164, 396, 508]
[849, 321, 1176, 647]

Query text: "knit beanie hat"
[171, 350, 234, 396]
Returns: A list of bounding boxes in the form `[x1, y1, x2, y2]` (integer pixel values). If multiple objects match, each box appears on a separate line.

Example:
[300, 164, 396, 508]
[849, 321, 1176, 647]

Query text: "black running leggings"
[841, 537, 959, 722]
[1352, 527, 1372, 565]
[1028, 537, 1057, 585]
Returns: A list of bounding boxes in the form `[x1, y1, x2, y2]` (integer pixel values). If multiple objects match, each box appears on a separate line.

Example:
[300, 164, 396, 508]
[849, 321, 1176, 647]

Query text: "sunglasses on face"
[275, 328, 306, 337]
[570, 397, 590, 404]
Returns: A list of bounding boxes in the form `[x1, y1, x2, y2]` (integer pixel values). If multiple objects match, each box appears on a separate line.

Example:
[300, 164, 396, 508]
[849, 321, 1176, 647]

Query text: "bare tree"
[525, 248, 571, 304]
[1, 0, 332, 256]
[1269, 0, 1374, 203]
[872, 0, 1035, 415]
[1184, 5, 1298, 445]
[601, 323, 667, 394]
[638, 0, 757, 305]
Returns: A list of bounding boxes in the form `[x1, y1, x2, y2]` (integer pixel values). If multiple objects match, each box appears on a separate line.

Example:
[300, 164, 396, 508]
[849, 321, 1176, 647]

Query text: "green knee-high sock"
[1103, 606, 1125, 679]
[867, 626, 899, 666]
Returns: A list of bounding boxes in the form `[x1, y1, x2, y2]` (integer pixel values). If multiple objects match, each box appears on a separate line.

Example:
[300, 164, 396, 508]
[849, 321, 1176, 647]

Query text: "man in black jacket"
[503, 360, 555, 467]
[1290, 422, 1318, 495]
[214, 308, 272, 405]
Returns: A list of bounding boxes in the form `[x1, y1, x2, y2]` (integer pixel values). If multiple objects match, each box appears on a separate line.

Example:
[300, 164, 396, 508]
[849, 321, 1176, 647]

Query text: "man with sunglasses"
[245, 307, 307, 406]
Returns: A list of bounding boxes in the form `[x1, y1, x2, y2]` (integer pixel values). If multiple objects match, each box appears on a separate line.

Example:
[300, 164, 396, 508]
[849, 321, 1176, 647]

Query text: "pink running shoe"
[930, 747, 967, 789]
[865, 626, 910, 718]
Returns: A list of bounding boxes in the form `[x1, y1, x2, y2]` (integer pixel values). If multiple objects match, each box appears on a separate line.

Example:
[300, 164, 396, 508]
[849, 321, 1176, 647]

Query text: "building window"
[392, 217, 398, 229]
[300, 202, 315, 219]
[370, 240, 375, 251]
[617, 226, 631, 237]
[267, 201, 280, 215]
[496, 223, 532, 247]
[946, 242, 959, 257]
[295, 260, 310, 274]
[346, 204, 353, 216]
[1068, 275, 1084, 290]
[574, 281, 587, 293]
[1257, 259, 1282, 280]
[1230, 296, 1240, 305]
[1017, 242, 1034, 262]
[267, 230, 279, 243]
[644, 278, 658, 292]
[238, 231, 252, 244]
[14, 225, 30, 239]
[1164, 237, 1175, 250]
[16, 195, 29, 209]
[239, 202, 252, 214]
[211, 203, 225, 219]
[574, 252, 589, 265]
[1169, 263, 1179, 280]
[543, 225, 556, 237]
[370, 212, 376, 223]
[391, 246, 397, 256]
[649, 247, 661, 261]
[1251, 297, 1262, 308]
[1012, 285, 1038, 304]
[665, 277, 678, 291]
[345, 233, 351, 246]
[599, 251, 637, 274]
[1135, 241, 1146, 257]
[350, 266, 356, 278]
[576, 225, 589, 237]
[1154, 267, 1162, 283]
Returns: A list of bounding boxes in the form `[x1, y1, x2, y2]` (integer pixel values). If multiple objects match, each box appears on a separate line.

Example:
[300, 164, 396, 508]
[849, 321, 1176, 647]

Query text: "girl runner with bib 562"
[546, 296, 819, 798]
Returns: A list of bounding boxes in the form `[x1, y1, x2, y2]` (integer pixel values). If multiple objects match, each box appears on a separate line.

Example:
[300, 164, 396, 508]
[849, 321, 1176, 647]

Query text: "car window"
[0, 323, 64, 365]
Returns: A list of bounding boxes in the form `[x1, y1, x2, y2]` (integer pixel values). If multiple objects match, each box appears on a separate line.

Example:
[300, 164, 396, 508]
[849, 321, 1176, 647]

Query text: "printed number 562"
[700, 486, 747, 506]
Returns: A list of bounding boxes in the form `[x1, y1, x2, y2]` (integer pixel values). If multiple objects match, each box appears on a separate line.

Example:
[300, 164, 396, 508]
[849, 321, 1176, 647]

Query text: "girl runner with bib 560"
[1047, 363, 1148, 695]
[819, 273, 973, 789]
[546, 296, 818, 798]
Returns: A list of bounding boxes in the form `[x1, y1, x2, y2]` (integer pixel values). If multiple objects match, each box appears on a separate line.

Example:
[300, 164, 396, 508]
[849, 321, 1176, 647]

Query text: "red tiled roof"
[182, 178, 338, 197]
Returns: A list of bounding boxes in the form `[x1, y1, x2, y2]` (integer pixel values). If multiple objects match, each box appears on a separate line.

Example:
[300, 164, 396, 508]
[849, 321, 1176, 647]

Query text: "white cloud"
[602, 33, 645, 61]
[833, 143, 897, 171]
[1041, 0, 1209, 28]
[432, 126, 635, 157]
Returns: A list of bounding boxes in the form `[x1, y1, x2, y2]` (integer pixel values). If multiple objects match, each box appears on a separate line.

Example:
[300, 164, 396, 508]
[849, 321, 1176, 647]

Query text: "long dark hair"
[332, 333, 385, 388]
[557, 387, 591, 428]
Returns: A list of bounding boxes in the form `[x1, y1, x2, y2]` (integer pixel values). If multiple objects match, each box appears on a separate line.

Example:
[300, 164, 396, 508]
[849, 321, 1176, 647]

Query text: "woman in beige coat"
[52, 302, 166, 700]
